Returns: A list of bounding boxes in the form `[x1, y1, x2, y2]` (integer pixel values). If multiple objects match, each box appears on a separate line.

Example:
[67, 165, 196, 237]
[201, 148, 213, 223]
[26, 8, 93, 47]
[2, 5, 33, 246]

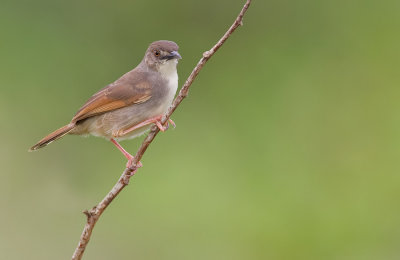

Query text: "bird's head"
[144, 40, 181, 73]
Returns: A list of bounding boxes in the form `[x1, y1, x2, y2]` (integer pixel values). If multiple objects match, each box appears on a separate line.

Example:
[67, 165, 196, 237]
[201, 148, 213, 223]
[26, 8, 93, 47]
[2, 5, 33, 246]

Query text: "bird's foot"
[168, 118, 176, 128]
[113, 115, 176, 137]
[155, 118, 176, 132]
[126, 155, 143, 175]
[110, 138, 142, 172]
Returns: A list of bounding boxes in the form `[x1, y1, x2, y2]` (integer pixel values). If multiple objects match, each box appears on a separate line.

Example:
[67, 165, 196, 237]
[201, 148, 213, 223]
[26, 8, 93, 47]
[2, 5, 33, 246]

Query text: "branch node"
[203, 51, 212, 58]
[83, 210, 91, 220]
[127, 165, 137, 172]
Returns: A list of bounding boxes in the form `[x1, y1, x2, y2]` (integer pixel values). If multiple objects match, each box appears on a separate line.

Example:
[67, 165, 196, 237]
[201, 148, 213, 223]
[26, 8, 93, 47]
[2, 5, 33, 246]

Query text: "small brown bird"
[30, 40, 181, 167]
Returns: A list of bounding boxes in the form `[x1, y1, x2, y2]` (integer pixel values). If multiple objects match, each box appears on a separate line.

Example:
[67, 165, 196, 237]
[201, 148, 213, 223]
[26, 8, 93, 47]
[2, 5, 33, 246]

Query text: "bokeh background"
[1, 0, 400, 259]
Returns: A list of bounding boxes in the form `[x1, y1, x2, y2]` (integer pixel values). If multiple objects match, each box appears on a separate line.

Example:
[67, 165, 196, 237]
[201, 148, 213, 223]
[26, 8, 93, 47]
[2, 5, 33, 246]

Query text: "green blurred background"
[1, 0, 400, 259]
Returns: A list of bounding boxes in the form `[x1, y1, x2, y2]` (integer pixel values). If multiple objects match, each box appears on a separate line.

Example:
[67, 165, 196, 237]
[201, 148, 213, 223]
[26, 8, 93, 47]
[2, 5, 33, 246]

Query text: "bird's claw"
[168, 118, 176, 128]
[126, 157, 143, 174]
[155, 121, 167, 132]
[155, 118, 176, 132]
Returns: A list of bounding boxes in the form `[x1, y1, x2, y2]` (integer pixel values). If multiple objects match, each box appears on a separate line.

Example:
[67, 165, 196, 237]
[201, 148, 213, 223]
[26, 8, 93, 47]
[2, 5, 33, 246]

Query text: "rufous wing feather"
[71, 79, 152, 123]
[30, 71, 153, 151]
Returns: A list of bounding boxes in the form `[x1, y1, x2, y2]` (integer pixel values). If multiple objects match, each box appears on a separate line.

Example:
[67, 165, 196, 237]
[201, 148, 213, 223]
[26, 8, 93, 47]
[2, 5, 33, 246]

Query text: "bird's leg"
[110, 138, 143, 170]
[113, 115, 176, 137]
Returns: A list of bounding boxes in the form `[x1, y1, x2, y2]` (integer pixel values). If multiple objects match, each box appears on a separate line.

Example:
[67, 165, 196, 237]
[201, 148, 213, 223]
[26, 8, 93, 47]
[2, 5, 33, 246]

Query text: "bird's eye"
[154, 50, 160, 57]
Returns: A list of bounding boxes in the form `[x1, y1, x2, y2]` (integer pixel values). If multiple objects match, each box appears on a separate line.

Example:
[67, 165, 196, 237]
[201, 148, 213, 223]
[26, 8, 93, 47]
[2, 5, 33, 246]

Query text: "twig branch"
[71, 1, 251, 259]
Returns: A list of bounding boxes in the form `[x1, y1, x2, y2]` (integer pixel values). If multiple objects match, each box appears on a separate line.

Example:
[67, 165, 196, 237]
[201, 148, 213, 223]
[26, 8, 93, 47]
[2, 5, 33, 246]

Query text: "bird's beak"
[165, 51, 182, 60]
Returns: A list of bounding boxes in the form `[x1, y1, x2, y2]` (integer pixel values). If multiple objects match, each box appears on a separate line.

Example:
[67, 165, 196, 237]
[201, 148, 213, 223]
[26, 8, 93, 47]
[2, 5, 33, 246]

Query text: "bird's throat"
[158, 60, 178, 107]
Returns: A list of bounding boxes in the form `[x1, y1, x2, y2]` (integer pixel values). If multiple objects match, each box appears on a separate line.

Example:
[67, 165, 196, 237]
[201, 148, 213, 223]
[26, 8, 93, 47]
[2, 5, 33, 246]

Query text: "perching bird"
[30, 40, 181, 167]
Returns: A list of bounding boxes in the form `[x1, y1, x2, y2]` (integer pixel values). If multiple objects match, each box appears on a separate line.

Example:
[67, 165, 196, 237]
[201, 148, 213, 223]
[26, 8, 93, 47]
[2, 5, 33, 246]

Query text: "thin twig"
[71, 1, 252, 259]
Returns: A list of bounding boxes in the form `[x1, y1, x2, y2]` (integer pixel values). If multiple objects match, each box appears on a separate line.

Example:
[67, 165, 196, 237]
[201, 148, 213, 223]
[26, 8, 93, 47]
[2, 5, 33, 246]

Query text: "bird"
[30, 40, 181, 168]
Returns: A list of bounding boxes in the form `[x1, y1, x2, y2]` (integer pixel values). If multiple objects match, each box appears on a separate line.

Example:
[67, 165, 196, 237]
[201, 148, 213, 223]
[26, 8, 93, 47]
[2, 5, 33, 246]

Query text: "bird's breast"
[165, 71, 178, 105]
[158, 61, 178, 111]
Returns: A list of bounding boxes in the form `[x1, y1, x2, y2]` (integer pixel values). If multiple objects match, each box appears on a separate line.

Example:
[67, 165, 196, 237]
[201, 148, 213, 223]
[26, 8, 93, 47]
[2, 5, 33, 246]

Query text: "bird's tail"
[29, 123, 76, 151]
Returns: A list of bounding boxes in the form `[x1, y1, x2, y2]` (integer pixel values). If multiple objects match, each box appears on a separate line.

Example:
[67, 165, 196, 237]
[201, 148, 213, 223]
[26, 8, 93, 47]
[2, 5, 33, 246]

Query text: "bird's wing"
[71, 72, 152, 123]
